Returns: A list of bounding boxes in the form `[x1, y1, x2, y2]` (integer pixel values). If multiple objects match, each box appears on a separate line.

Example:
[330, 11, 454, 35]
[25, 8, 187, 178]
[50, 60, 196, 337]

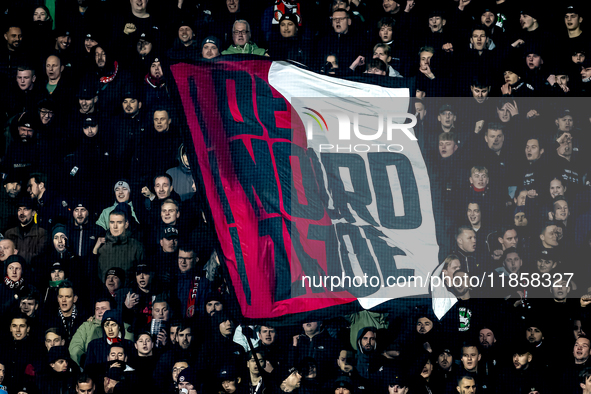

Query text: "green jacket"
[96, 201, 140, 230]
[69, 317, 134, 366]
[222, 42, 267, 56]
[346, 310, 389, 351]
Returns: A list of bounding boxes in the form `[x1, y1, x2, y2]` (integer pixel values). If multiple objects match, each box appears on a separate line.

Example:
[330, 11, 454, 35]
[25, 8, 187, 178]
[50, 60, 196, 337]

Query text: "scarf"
[472, 185, 485, 193]
[5, 276, 24, 289]
[186, 275, 201, 318]
[59, 305, 77, 338]
[272, 0, 301, 26]
[49, 279, 65, 288]
[99, 61, 119, 84]
[145, 73, 165, 89]
[107, 336, 122, 345]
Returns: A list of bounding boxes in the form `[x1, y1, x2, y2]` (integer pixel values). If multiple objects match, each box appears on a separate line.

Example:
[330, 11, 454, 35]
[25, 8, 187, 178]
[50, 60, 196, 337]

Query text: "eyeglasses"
[331, 17, 349, 23]
[39, 110, 54, 117]
[233, 30, 249, 36]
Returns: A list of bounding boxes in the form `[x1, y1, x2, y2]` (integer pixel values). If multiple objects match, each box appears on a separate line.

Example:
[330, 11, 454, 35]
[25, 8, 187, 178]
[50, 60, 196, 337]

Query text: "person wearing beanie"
[2, 111, 41, 184]
[198, 311, 245, 374]
[510, 5, 553, 51]
[62, 113, 112, 205]
[35, 345, 79, 394]
[96, 181, 142, 233]
[66, 195, 103, 259]
[84, 309, 134, 376]
[268, 13, 311, 66]
[177, 366, 200, 393]
[201, 36, 221, 59]
[142, 55, 173, 111]
[217, 363, 245, 394]
[331, 375, 355, 394]
[69, 297, 131, 367]
[500, 57, 535, 97]
[167, 22, 201, 61]
[101, 267, 126, 300]
[0, 172, 23, 233]
[0, 255, 30, 320]
[273, 364, 302, 394]
[579, 57, 591, 95]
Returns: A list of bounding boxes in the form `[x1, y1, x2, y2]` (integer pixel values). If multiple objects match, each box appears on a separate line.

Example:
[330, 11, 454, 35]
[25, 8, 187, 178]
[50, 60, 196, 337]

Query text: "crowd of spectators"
[0, 0, 590, 393]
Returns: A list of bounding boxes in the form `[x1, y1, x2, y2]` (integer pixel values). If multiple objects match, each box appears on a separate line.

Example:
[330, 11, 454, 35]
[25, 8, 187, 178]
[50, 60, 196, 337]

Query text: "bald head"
[0, 239, 18, 262]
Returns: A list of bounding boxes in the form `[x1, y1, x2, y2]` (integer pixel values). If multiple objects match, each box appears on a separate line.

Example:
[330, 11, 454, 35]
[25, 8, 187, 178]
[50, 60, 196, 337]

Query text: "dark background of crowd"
[0, 0, 590, 393]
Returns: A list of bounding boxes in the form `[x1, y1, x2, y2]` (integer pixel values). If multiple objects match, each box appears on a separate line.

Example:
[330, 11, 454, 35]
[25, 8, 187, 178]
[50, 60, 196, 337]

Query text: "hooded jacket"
[69, 314, 135, 367]
[84, 310, 134, 372]
[166, 144, 195, 202]
[356, 327, 377, 379]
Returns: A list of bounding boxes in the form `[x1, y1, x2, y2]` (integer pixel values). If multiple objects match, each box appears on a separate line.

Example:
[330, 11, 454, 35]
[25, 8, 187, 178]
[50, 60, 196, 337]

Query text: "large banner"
[171, 57, 440, 320]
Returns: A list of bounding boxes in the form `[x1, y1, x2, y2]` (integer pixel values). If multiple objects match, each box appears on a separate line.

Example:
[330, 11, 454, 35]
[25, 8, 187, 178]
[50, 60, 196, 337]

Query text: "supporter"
[40, 280, 85, 343]
[26, 173, 69, 229]
[173, 240, 211, 319]
[268, 14, 311, 65]
[290, 321, 338, 380]
[93, 209, 145, 284]
[0, 24, 25, 83]
[222, 20, 268, 56]
[177, 366, 199, 394]
[69, 298, 119, 367]
[201, 36, 222, 60]
[5, 198, 47, 265]
[244, 350, 268, 394]
[131, 331, 160, 389]
[167, 22, 200, 61]
[167, 144, 195, 202]
[3, 112, 40, 176]
[2, 313, 36, 389]
[110, 87, 148, 169]
[6, 65, 42, 119]
[35, 345, 79, 394]
[560, 336, 591, 392]
[355, 327, 377, 379]
[131, 108, 182, 196]
[154, 321, 197, 392]
[84, 310, 134, 376]
[139, 173, 181, 229]
[0, 255, 29, 320]
[274, 364, 303, 394]
[317, 9, 363, 70]
[66, 196, 102, 259]
[41, 55, 74, 109]
[452, 225, 478, 274]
